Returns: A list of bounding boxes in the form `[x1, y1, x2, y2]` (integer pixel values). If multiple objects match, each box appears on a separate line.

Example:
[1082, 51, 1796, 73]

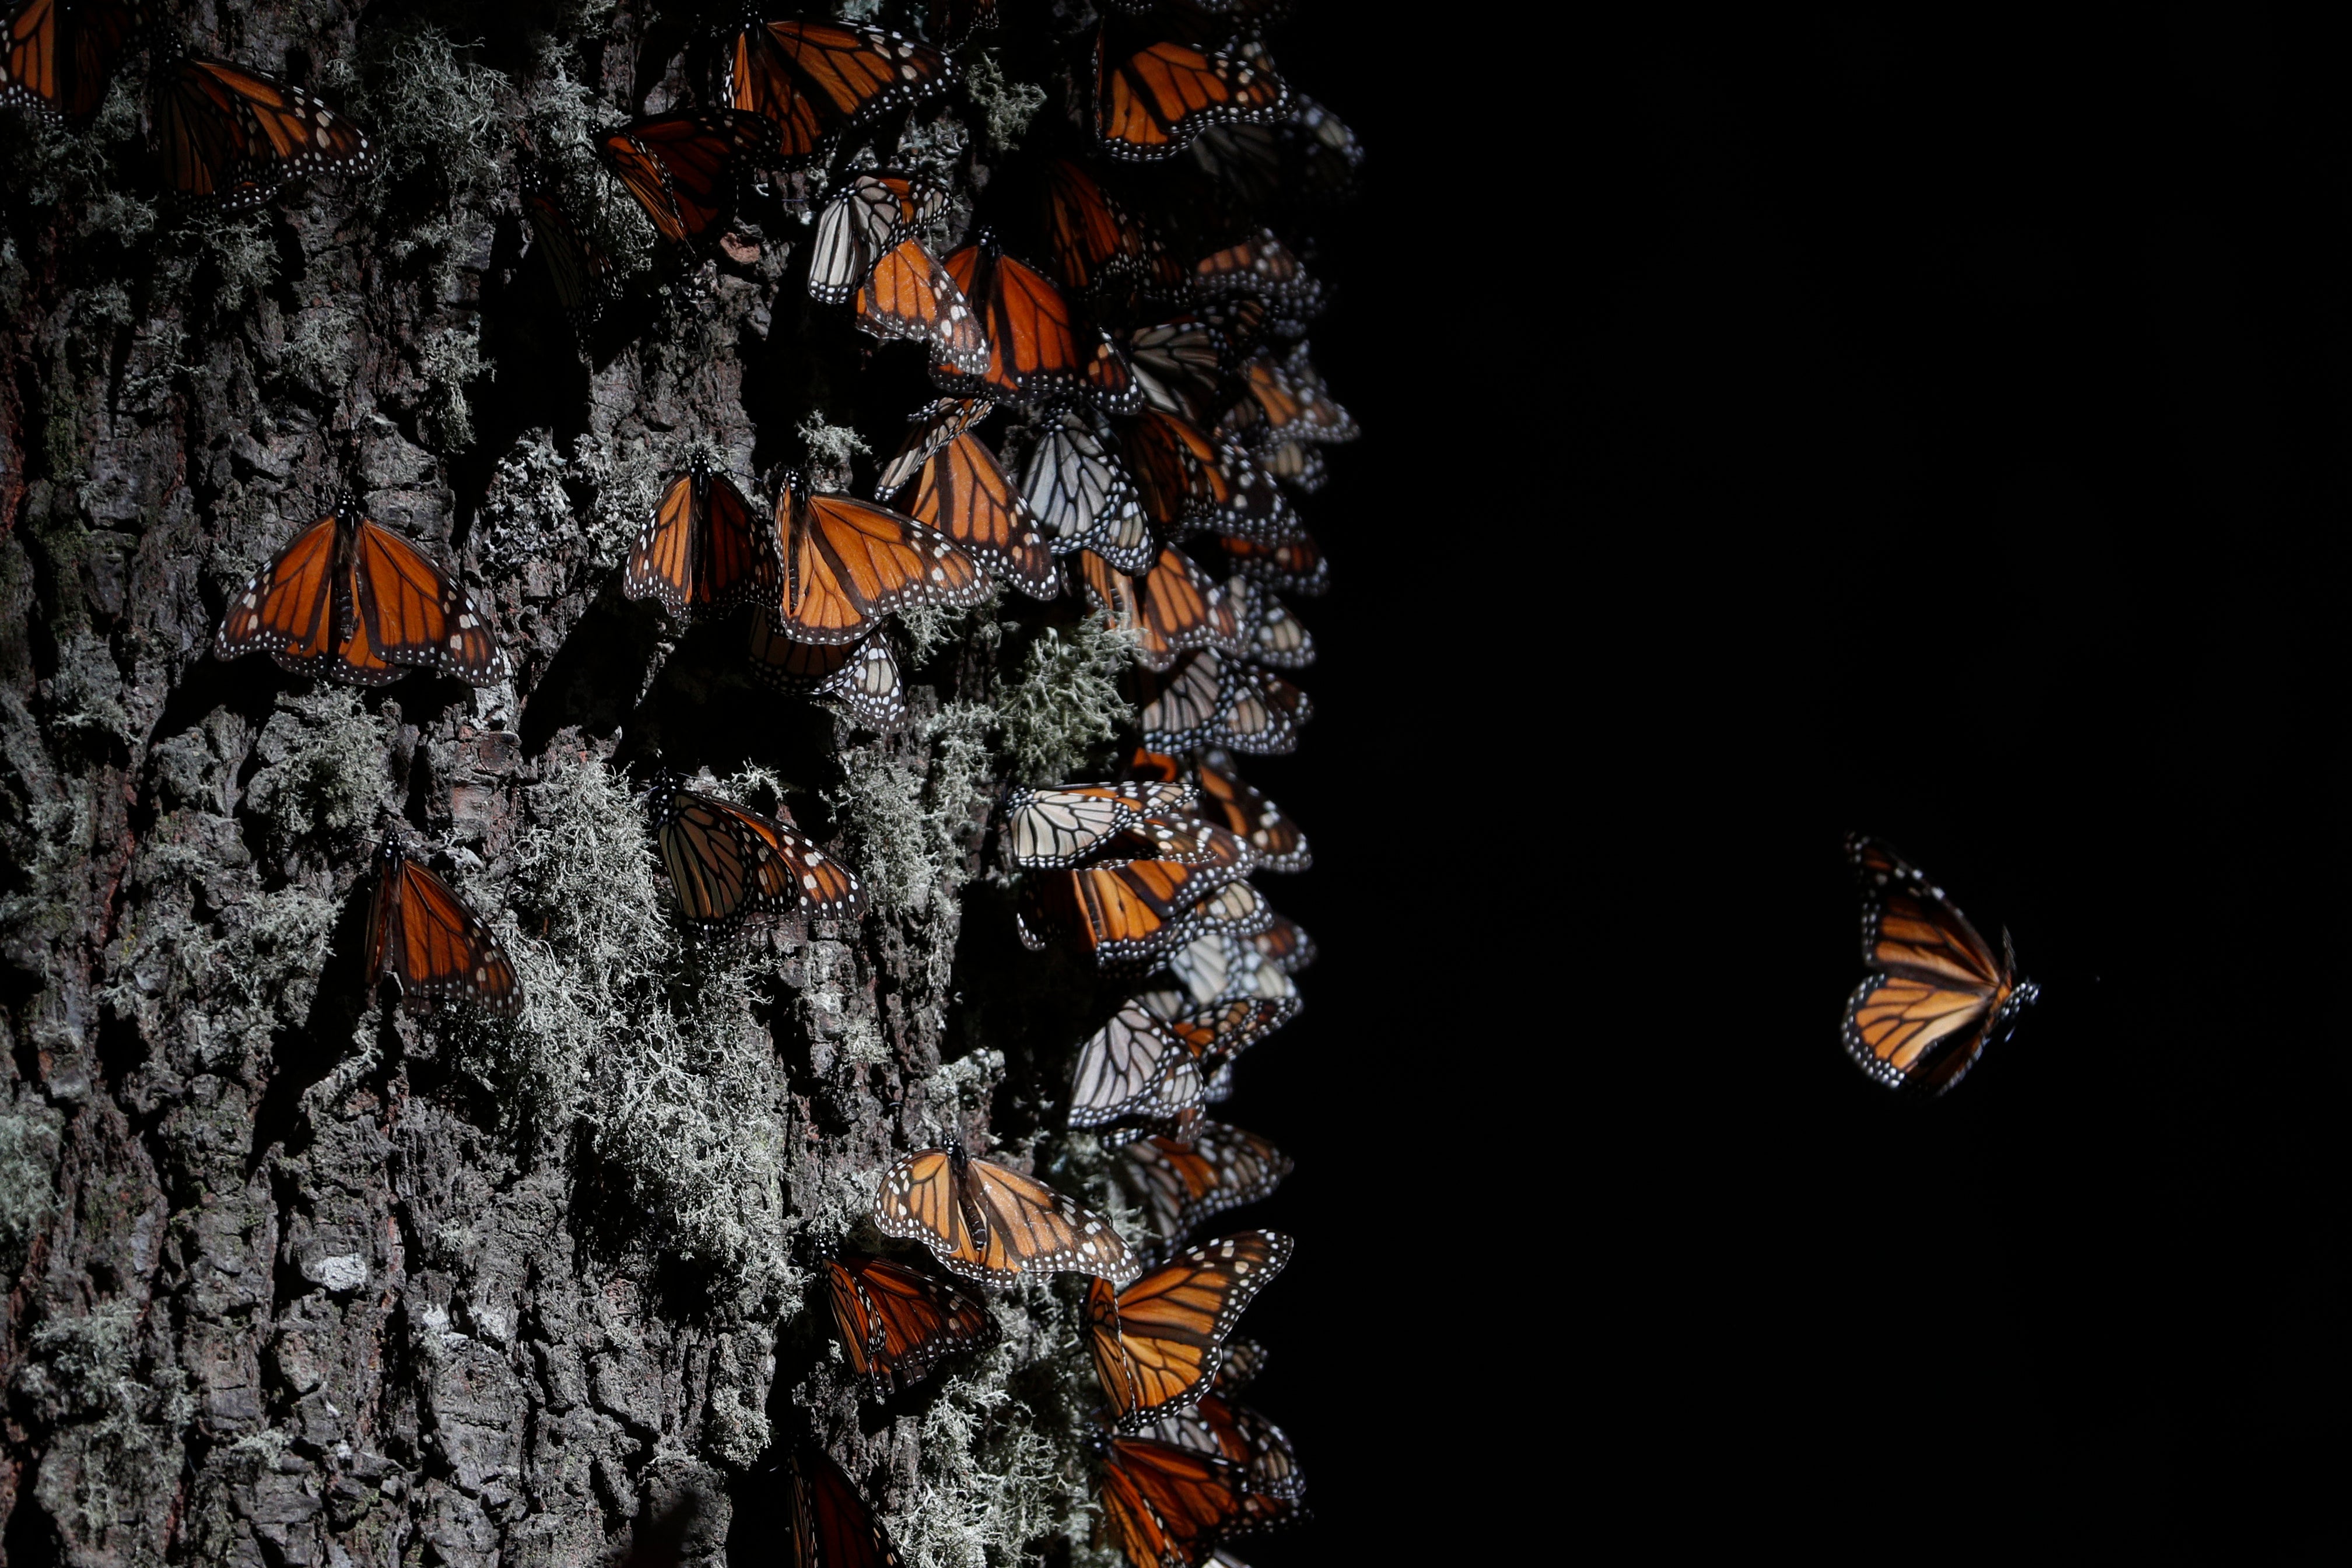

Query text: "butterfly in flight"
[623, 455, 777, 620]
[1017, 410, 1156, 573]
[1845, 834, 2039, 1095]
[717, 17, 954, 166]
[0, 0, 149, 123]
[898, 432, 1058, 599]
[150, 54, 371, 212]
[825, 1250, 997, 1399]
[521, 173, 614, 337]
[871, 1138, 1138, 1288]
[1116, 1121, 1292, 1257]
[772, 471, 990, 645]
[214, 498, 505, 687]
[366, 838, 521, 1018]
[747, 615, 908, 732]
[807, 172, 945, 303]
[596, 110, 776, 245]
[1094, 13, 1288, 163]
[651, 781, 863, 935]
[1088, 1230, 1291, 1429]
[786, 1444, 903, 1568]
[1001, 781, 1204, 869]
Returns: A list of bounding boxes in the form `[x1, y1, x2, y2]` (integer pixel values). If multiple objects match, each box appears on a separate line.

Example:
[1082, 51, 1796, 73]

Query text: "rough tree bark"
[0, 6, 1173, 1565]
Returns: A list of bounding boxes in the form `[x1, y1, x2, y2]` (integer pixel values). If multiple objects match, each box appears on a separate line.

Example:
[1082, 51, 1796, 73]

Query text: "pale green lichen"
[962, 52, 1047, 157]
[828, 703, 996, 921]
[240, 689, 394, 867]
[272, 300, 366, 394]
[994, 618, 1140, 785]
[415, 324, 488, 452]
[0, 1087, 62, 1275]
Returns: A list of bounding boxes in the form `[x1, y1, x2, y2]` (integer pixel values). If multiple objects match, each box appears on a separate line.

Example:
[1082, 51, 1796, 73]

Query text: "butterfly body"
[365, 839, 521, 1016]
[871, 1140, 1138, 1287]
[652, 782, 863, 934]
[624, 456, 777, 620]
[1843, 835, 2038, 1095]
[773, 472, 990, 646]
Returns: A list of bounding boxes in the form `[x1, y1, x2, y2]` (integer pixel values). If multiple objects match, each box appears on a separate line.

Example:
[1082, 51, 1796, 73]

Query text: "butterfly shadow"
[516, 586, 672, 756]
[246, 877, 383, 1174]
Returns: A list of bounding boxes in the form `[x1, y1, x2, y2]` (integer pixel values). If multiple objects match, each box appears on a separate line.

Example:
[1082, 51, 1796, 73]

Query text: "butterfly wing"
[727, 804, 864, 920]
[809, 173, 930, 303]
[907, 433, 1058, 599]
[777, 485, 989, 646]
[654, 786, 793, 935]
[1019, 412, 1155, 571]
[963, 1156, 1138, 1285]
[875, 397, 994, 494]
[731, 20, 953, 162]
[1095, 27, 1288, 162]
[748, 615, 909, 731]
[369, 843, 521, 1017]
[1091, 1230, 1291, 1426]
[1, 0, 148, 122]
[1218, 530, 1327, 596]
[596, 111, 774, 244]
[156, 55, 370, 211]
[1117, 1122, 1292, 1254]
[1214, 661, 1309, 756]
[522, 176, 614, 335]
[625, 462, 774, 618]
[787, 1446, 903, 1568]
[938, 240, 1095, 404]
[1069, 998, 1210, 1129]
[854, 238, 990, 376]
[1844, 836, 2032, 1093]
[825, 1254, 996, 1398]
[1002, 783, 1200, 868]
[871, 1149, 982, 1278]
[1135, 650, 1240, 755]
[1222, 577, 1313, 671]
[1100, 1437, 1259, 1568]
[1182, 749, 1307, 874]
[1040, 156, 1180, 303]
[349, 515, 506, 685]
[214, 510, 343, 673]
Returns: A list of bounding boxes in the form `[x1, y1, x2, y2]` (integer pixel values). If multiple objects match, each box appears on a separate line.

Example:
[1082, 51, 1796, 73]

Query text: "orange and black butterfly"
[1001, 782, 1203, 869]
[1037, 156, 1184, 304]
[1120, 408, 1292, 545]
[1128, 748, 1308, 874]
[214, 498, 506, 687]
[1247, 913, 1313, 974]
[0, 0, 149, 123]
[748, 615, 907, 732]
[1088, 1230, 1291, 1429]
[521, 173, 614, 336]
[1124, 315, 1232, 425]
[876, 397, 993, 493]
[651, 781, 864, 934]
[871, 1138, 1138, 1288]
[623, 455, 777, 620]
[898, 432, 1058, 599]
[772, 472, 990, 646]
[825, 1251, 997, 1399]
[937, 231, 1135, 410]
[1098, 1434, 1275, 1568]
[1018, 828, 1253, 963]
[152, 54, 371, 212]
[717, 18, 954, 167]
[1140, 1393, 1304, 1520]
[854, 237, 990, 376]
[1080, 546, 1240, 672]
[1845, 835, 2039, 1095]
[595, 110, 776, 245]
[366, 838, 521, 1018]
[1116, 1121, 1292, 1257]
[786, 1445, 903, 1568]
[1018, 410, 1155, 572]
[1069, 997, 1291, 1132]
[1095, 14, 1288, 163]
[1217, 345, 1354, 449]
[1218, 530, 1326, 597]
[1192, 228, 1322, 315]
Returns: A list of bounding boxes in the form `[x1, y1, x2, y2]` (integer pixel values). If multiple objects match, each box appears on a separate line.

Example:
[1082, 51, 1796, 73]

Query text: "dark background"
[1233, 5, 2346, 1563]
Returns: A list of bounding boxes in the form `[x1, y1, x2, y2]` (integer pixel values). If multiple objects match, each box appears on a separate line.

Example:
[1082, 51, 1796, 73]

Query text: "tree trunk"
[0, 8, 1147, 1565]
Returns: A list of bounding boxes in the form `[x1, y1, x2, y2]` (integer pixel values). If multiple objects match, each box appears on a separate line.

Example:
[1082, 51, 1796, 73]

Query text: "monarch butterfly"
[786, 1444, 903, 1568]
[623, 456, 777, 620]
[1094, 17, 1288, 163]
[1124, 315, 1232, 424]
[772, 472, 990, 646]
[1120, 408, 1293, 545]
[595, 110, 776, 245]
[871, 1139, 1138, 1287]
[825, 1251, 997, 1399]
[1127, 748, 1308, 875]
[808, 172, 944, 303]
[717, 18, 954, 166]
[1218, 530, 1326, 597]
[1087, 1230, 1291, 1429]
[1180, 879, 1275, 942]
[1018, 833, 1252, 964]
[876, 397, 994, 494]
[214, 498, 506, 687]
[1116, 1122, 1292, 1257]
[747, 614, 908, 732]
[1098, 1434, 1273, 1568]
[1155, 928, 1296, 1009]
[1037, 156, 1183, 304]
[521, 174, 614, 336]
[1845, 835, 2039, 1095]
[1217, 346, 1355, 448]
[366, 838, 521, 1018]
[1017, 411, 1156, 572]
[1131, 648, 1236, 755]
[901, 432, 1058, 599]
[0, 0, 148, 123]
[1080, 546, 1241, 672]
[1000, 782, 1204, 869]
[1191, 229, 1322, 315]
[1184, 91, 1359, 218]
[1218, 576, 1312, 671]
[1257, 438, 1326, 496]
[853, 237, 990, 376]
[152, 54, 371, 212]
[651, 781, 864, 934]
[1140, 1394, 1304, 1513]
[1247, 913, 1313, 974]
[1070, 997, 1292, 1131]
[937, 231, 1131, 408]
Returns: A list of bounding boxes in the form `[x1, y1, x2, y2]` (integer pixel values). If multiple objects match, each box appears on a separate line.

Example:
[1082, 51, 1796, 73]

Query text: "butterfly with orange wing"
[936, 231, 1140, 411]
[825, 1251, 997, 1399]
[1, 0, 149, 123]
[1081, 546, 1241, 672]
[1140, 1392, 1304, 1520]
[1218, 530, 1326, 597]
[895, 431, 1058, 598]
[1127, 749, 1308, 875]
[1036, 156, 1184, 306]
[214, 498, 506, 687]
[786, 1444, 903, 1568]
[872, 1138, 1138, 1287]
[521, 173, 614, 337]
[1845, 835, 2039, 1095]
[1018, 823, 1254, 963]
[1120, 408, 1295, 546]
[1095, 12, 1288, 163]
[366, 838, 521, 1018]
[623, 455, 777, 620]
[651, 781, 864, 935]
[596, 110, 776, 246]
[772, 472, 990, 645]
[808, 173, 944, 303]
[151, 54, 371, 212]
[854, 238, 991, 376]
[747, 615, 908, 732]
[1098, 1433, 1279, 1568]
[877, 397, 993, 493]
[717, 17, 953, 167]
[1088, 1230, 1291, 1429]
[1116, 1121, 1292, 1257]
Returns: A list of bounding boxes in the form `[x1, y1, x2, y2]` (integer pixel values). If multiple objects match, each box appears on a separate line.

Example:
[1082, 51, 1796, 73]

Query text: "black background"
[1233, 5, 2347, 1564]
